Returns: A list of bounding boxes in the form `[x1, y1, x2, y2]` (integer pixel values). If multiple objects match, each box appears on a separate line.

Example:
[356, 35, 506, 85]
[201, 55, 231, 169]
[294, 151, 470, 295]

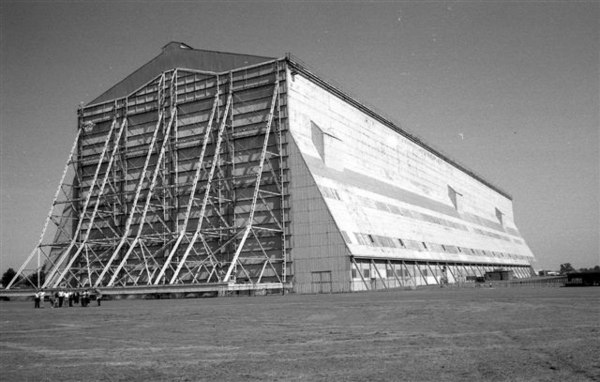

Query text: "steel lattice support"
[50, 116, 129, 288]
[94, 73, 170, 287]
[169, 91, 233, 284]
[223, 79, 280, 282]
[6, 128, 82, 289]
[43, 107, 122, 288]
[8, 61, 289, 293]
[152, 92, 220, 285]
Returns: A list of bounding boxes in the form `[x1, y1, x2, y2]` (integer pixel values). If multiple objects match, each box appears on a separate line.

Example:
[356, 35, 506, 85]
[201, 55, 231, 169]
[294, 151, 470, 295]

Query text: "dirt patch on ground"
[1, 287, 599, 381]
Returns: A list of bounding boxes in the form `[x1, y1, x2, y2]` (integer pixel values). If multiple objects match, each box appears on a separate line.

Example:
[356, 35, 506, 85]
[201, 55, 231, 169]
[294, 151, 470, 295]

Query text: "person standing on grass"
[58, 290, 64, 307]
[95, 289, 103, 306]
[34, 291, 41, 309]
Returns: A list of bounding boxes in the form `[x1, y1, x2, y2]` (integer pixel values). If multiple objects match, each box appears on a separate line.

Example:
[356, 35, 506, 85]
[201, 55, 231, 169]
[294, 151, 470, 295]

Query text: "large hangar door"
[311, 271, 332, 294]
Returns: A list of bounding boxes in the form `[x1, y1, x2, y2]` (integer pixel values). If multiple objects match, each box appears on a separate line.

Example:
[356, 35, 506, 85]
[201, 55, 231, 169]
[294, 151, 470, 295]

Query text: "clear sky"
[1, 1, 598, 273]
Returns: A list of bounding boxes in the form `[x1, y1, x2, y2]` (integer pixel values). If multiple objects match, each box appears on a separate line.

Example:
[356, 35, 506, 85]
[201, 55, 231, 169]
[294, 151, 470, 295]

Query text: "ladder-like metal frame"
[107, 103, 177, 286]
[169, 92, 233, 284]
[223, 80, 280, 282]
[8, 62, 288, 292]
[50, 116, 128, 288]
[94, 74, 169, 287]
[43, 106, 121, 287]
[153, 91, 220, 285]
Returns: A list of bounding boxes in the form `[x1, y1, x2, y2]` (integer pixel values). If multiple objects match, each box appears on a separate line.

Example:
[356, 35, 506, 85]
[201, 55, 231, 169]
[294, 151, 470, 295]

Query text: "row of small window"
[321, 186, 342, 201]
[347, 231, 528, 261]
[351, 262, 532, 280]
[353, 191, 469, 232]
[465, 212, 505, 233]
[351, 267, 434, 279]
[472, 228, 511, 242]
[321, 185, 517, 244]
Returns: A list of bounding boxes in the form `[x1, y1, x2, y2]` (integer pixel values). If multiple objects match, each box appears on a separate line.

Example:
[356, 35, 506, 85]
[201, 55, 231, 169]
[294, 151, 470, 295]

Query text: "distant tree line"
[1, 267, 46, 289]
[559, 263, 600, 275]
[560, 263, 575, 274]
[1, 268, 17, 287]
[578, 265, 600, 273]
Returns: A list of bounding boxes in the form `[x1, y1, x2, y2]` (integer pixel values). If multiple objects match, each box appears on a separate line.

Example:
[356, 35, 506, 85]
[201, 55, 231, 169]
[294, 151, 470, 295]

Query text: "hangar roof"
[87, 42, 511, 200]
[89, 42, 275, 105]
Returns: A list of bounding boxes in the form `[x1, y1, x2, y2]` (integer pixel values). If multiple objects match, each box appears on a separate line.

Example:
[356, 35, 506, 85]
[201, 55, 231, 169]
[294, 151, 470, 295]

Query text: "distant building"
[7, 42, 535, 294]
[538, 270, 560, 276]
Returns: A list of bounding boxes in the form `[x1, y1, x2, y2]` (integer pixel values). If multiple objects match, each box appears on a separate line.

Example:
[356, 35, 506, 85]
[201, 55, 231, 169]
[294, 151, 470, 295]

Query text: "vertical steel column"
[222, 70, 234, 263]
[277, 61, 287, 284]
[170, 70, 179, 241]
[223, 81, 280, 282]
[36, 248, 41, 289]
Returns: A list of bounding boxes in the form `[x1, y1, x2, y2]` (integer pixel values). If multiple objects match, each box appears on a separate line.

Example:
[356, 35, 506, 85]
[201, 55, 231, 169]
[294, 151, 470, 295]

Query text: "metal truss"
[8, 61, 288, 292]
[48, 115, 128, 288]
[6, 128, 82, 289]
[153, 92, 220, 285]
[166, 91, 233, 285]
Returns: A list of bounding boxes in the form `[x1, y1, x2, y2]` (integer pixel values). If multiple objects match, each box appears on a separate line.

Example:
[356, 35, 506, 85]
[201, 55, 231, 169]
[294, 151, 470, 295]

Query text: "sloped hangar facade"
[8, 42, 535, 294]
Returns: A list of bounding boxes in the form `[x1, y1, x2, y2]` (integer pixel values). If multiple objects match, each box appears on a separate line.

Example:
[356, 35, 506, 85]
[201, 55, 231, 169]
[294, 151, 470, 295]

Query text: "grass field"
[1, 286, 599, 381]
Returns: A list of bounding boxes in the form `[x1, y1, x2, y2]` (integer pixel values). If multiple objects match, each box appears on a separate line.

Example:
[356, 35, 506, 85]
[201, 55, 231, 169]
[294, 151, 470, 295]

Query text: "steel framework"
[8, 60, 290, 292]
[5, 51, 535, 296]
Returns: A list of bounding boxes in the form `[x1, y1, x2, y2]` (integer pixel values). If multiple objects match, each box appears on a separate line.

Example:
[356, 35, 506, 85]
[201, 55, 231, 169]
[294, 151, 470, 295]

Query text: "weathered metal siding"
[285, 63, 535, 286]
[286, 133, 351, 294]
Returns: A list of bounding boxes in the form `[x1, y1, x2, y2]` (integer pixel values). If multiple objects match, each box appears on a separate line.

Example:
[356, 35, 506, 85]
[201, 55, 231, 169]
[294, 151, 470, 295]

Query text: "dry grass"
[1, 286, 599, 381]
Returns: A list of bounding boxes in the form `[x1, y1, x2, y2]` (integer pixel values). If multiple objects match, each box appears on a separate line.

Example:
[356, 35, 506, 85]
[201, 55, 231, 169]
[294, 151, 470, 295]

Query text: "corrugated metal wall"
[287, 134, 351, 293]
[286, 61, 535, 292]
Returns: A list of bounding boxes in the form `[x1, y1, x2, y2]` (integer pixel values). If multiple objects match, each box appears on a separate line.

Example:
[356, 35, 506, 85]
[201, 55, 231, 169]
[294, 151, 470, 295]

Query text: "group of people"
[33, 289, 103, 308]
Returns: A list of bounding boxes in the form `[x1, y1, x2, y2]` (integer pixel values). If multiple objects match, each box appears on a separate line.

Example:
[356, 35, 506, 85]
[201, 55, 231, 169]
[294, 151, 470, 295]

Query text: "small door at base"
[311, 271, 332, 294]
